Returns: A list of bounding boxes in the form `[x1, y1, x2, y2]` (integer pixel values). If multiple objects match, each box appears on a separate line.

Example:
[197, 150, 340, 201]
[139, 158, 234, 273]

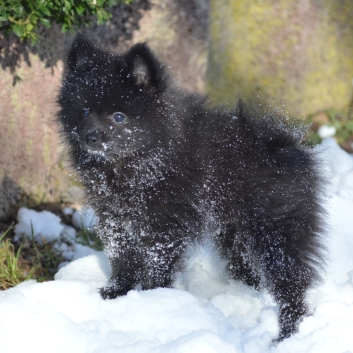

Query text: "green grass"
[0, 222, 66, 289]
[0, 224, 36, 290]
[307, 107, 353, 147]
[25, 237, 65, 283]
[325, 108, 353, 145]
[76, 224, 103, 251]
[0, 205, 104, 291]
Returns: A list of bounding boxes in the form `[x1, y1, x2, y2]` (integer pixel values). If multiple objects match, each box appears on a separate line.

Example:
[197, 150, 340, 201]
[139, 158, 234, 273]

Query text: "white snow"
[1, 138, 353, 353]
[13, 207, 98, 265]
[14, 207, 64, 244]
[317, 125, 336, 139]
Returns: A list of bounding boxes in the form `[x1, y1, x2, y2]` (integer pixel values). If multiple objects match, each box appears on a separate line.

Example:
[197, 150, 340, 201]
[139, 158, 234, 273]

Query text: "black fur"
[57, 34, 326, 341]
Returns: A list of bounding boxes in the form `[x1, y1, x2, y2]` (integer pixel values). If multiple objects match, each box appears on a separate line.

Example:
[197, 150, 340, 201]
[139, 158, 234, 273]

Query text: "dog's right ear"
[67, 33, 95, 72]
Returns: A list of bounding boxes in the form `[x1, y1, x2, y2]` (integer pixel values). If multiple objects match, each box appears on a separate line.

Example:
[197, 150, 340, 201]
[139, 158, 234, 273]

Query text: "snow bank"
[14, 207, 64, 244]
[13, 206, 99, 264]
[316, 138, 353, 283]
[1, 138, 353, 353]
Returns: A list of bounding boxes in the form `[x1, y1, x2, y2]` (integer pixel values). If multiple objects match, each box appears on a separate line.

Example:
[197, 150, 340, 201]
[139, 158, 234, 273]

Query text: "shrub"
[0, 0, 131, 44]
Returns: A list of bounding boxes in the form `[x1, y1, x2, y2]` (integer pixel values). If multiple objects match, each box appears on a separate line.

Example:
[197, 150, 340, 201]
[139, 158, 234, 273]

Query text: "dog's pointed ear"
[67, 33, 95, 72]
[125, 43, 167, 92]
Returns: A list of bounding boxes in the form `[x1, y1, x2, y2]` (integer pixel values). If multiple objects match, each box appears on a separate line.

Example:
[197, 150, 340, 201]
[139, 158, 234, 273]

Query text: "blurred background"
[1, 0, 353, 227]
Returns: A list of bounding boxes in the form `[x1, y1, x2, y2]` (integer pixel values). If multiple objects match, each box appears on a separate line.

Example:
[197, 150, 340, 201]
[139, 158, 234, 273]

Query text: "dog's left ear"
[125, 43, 167, 92]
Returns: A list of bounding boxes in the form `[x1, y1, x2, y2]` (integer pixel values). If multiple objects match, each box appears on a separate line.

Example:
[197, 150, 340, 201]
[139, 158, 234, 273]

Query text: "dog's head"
[57, 34, 178, 166]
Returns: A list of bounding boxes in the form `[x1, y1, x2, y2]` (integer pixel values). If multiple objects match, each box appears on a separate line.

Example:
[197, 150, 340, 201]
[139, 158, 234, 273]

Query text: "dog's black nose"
[85, 132, 100, 147]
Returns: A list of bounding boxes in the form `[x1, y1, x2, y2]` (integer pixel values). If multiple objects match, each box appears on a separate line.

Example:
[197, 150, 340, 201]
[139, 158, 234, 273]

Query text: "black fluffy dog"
[57, 34, 326, 341]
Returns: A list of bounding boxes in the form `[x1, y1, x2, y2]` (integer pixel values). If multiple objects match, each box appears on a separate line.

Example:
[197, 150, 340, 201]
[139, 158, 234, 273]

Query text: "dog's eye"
[113, 112, 126, 123]
[82, 108, 89, 119]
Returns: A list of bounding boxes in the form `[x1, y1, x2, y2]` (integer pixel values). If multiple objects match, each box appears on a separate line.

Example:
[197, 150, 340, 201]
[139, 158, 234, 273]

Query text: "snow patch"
[14, 207, 64, 244]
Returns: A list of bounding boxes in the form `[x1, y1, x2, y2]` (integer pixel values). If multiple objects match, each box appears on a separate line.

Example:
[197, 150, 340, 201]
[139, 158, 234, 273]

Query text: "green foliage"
[27, 236, 64, 282]
[0, 224, 36, 290]
[306, 107, 353, 147]
[76, 224, 103, 251]
[0, 222, 65, 289]
[325, 108, 353, 145]
[305, 131, 322, 147]
[0, 0, 131, 45]
[0, 204, 104, 290]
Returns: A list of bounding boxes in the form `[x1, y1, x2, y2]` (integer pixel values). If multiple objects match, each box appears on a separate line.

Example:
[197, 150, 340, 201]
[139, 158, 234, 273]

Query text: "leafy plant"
[0, 0, 131, 45]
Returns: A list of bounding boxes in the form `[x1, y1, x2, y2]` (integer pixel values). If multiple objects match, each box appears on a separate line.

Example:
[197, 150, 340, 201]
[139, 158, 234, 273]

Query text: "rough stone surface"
[0, 53, 66, 219]
[208, 0, 353, 117]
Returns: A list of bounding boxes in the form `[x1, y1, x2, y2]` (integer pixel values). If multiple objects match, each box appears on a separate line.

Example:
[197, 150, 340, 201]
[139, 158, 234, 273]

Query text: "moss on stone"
[208, 0, 353, 116]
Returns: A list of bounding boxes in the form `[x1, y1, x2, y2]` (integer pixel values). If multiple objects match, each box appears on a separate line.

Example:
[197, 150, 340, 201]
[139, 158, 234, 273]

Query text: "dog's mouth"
[86, 147, 107, 156]
[84, 141, 136, 162]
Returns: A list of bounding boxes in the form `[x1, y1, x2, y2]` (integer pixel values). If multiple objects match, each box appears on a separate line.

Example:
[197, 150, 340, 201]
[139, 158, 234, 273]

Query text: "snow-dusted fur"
[57, 34, 326, 341]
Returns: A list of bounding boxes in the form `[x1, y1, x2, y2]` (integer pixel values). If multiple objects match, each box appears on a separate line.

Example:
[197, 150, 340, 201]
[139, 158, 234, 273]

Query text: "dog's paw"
[100, 283, 127, 300]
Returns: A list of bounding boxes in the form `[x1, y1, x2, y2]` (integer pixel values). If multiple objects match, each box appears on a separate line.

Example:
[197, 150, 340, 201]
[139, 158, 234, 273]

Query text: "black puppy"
[57, 34, 326, 341]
